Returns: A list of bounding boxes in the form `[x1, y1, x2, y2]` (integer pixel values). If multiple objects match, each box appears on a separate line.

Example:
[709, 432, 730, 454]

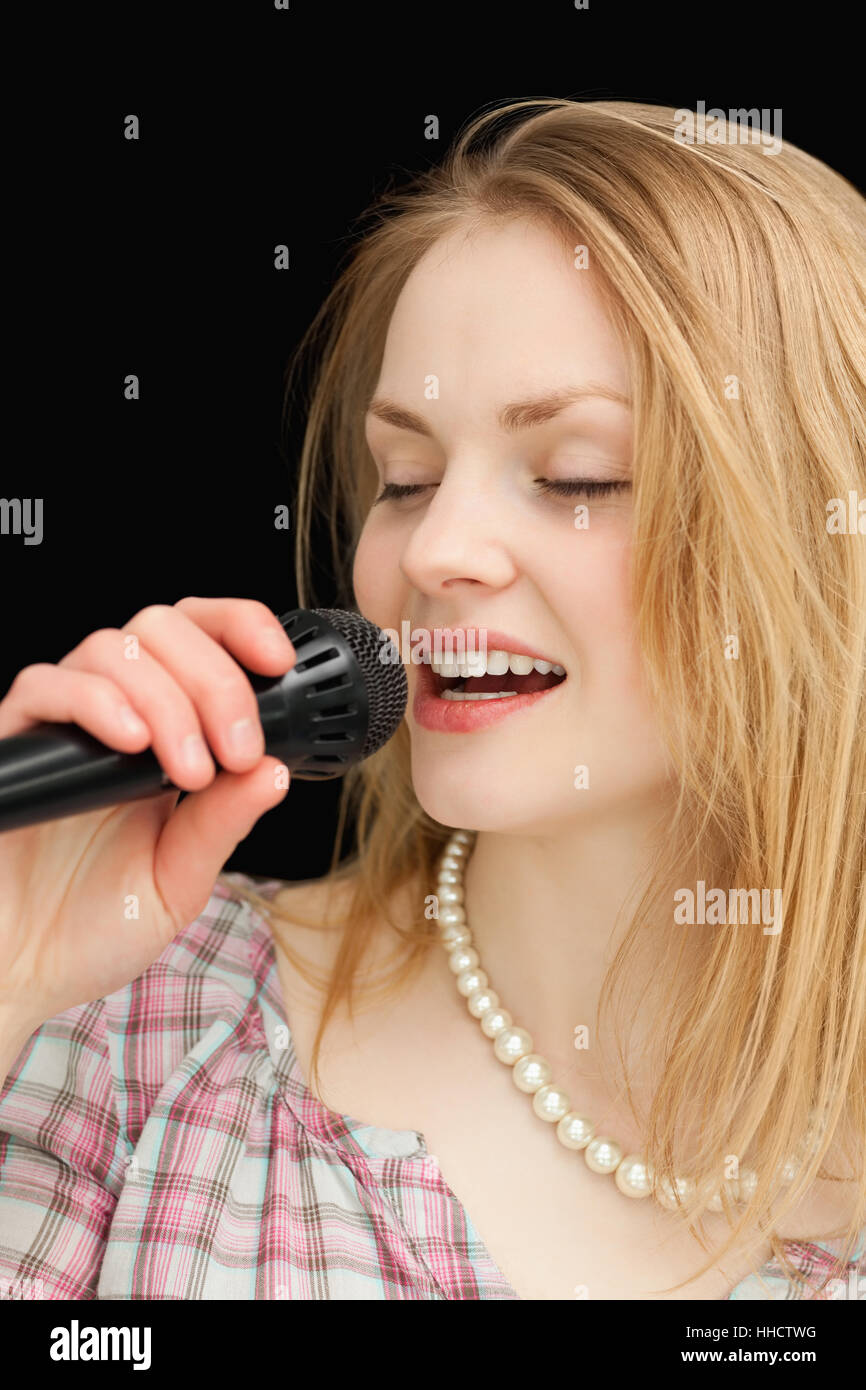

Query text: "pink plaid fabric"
[1, 873, 863, 1300]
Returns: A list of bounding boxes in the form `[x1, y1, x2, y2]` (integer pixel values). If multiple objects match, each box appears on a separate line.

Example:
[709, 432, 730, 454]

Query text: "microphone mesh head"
[314, 609, 407, 759]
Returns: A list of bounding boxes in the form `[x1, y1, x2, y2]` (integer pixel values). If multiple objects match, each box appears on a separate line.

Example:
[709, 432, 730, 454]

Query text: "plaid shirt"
[1, 873, 863, 1301]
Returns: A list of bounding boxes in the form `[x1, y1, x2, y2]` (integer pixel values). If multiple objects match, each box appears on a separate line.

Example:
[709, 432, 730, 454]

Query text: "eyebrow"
[365, 383, 631, 437]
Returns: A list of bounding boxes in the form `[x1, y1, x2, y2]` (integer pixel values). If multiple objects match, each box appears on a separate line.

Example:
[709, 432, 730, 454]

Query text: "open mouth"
[427, 649, 567, 701]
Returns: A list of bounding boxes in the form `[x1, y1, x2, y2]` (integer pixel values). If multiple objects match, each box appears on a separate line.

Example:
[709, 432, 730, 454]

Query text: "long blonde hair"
[223, 99, 866, 1295]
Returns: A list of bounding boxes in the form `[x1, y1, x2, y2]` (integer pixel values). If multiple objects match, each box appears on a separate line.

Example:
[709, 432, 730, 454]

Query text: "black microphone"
[0, 608, 407, 833]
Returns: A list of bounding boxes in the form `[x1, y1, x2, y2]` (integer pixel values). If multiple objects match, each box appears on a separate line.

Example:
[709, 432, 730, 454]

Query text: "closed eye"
[534, 478, 631, 499]
[372, 478, 632, 505]
[373, 482, 432, 503]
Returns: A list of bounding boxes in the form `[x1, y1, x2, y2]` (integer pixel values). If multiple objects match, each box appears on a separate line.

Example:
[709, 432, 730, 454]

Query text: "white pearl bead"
[437, 904, 466, 926]
[532, 1083, 571, 1121]
[437, 869, 461, 886]
[556, 1112, 596, 1150]
[493, 1026, 533, 1065]
[480, 1006, 512, 1038]
[447, 944, 479, 974]
[512, 1054, 552, 1094]
[438, 922, 471, 949]
[438, 885, 464, 906]
[656, 1175, 696, 1210]
[735, 1167, 758, 1203]
[456, 967, 487, 997]
[467, 987, 499, 1019]
[438, 855, 461, 873]
[615, 1154, 654, 1198]
[584, 1137, 623, 1175]
[450, 830, 473, 844]
[444, 840, 469, 858]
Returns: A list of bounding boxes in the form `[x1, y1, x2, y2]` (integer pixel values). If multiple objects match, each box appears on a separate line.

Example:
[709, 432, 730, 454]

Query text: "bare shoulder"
[772, 1154, 863, 1250]
[268, 872, 359, 973]
[270, 872, 354, 925]
[268, 869, 424, 1008]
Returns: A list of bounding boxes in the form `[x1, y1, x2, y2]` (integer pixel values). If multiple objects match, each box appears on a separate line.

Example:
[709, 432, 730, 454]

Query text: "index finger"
[171, 597, 296, 674]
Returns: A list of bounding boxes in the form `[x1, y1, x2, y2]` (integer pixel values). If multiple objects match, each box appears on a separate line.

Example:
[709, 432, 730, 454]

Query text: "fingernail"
[228, 717, 262, 757]
[260, 629, 293, 660]
[181, 733, 212, 773]
[119, 706, 148, 736]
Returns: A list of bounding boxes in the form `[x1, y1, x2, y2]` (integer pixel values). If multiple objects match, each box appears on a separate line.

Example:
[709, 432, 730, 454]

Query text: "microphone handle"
[0, 668, 309, 833]
[0, 723, 175, 830]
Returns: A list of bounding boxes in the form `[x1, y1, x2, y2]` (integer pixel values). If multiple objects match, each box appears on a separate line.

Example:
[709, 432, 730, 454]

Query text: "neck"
[459, 803, 684, 1134]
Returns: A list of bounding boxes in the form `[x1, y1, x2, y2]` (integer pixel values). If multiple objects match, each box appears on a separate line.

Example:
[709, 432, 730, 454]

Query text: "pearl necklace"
[435, 830, 809, 1211]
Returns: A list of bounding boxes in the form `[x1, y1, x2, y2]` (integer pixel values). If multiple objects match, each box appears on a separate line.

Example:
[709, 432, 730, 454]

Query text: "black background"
[4, 3, 863, 885]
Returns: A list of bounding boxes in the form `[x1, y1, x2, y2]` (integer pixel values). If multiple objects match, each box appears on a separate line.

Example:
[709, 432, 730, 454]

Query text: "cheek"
[554, 528, 653, 716]
[352, 518, 407, 629]
[591, 536, 655, 718]
[550, 526, 635, 651]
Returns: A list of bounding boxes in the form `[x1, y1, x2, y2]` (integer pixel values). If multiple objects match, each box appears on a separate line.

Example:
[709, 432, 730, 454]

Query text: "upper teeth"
[428, 649, 565, 678]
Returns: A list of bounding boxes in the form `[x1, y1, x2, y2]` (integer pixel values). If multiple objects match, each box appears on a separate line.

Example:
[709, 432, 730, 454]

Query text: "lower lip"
[412, 660, 567, 733]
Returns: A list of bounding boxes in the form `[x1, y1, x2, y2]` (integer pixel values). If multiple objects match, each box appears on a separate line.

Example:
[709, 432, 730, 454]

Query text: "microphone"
[0, 608, 407, 833]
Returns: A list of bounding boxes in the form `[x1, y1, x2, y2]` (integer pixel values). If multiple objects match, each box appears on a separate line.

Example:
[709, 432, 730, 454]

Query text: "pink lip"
[412, 653, 567, 734]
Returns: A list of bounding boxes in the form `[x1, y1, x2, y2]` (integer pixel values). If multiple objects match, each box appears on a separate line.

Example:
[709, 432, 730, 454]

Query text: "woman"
[1, 99, 864, 1300]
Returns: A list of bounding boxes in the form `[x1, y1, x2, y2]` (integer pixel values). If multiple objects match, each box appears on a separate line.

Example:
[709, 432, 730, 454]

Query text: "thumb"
[153, 756, 290, 930]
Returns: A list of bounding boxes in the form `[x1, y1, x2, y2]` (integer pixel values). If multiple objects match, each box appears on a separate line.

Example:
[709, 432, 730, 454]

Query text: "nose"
[399, 462, 518, 596]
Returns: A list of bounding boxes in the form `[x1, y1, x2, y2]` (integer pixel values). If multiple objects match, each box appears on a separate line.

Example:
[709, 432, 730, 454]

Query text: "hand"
[0, 597, 294, 1036]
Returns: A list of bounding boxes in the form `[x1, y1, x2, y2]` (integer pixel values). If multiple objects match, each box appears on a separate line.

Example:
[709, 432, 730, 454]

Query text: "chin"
[408, 749, 566, 836]
[409, 736, 676, 839]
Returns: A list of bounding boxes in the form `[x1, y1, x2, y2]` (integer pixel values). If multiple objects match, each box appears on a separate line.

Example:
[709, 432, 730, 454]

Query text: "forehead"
[377, 216, 629, 401]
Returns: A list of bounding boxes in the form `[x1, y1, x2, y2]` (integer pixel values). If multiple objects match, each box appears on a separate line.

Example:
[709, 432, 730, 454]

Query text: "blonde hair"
[222, 99, 866, 1296]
